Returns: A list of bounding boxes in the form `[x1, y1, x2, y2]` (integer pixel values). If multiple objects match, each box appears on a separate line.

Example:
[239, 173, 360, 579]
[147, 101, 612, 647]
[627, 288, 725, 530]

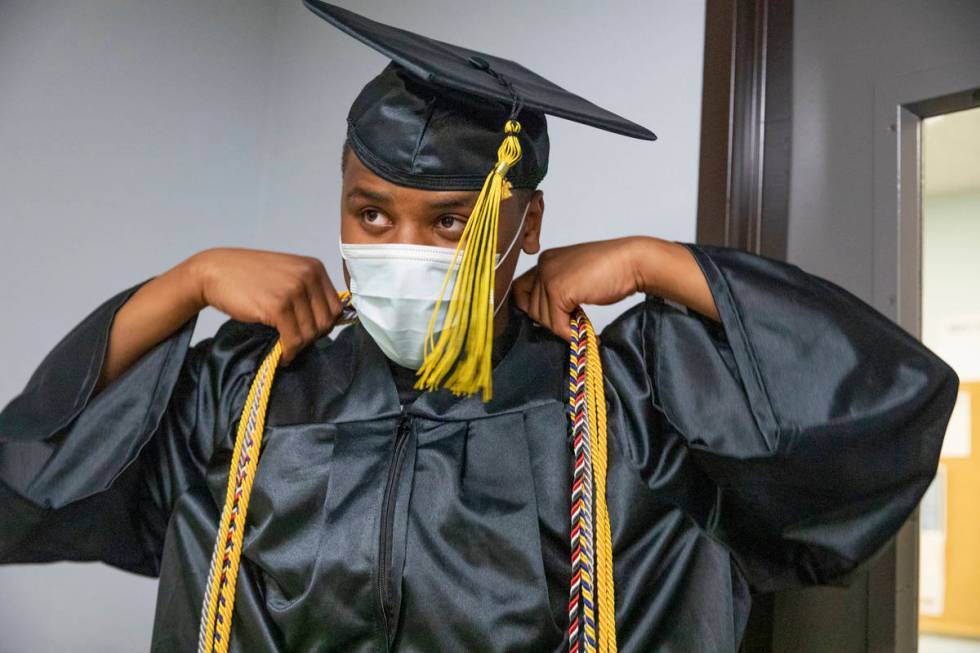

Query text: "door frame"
[696, 0, 793, 649]
[697, 0, 980, 649]
[872, 57, 980, 652]
[696, 0, 792, 259]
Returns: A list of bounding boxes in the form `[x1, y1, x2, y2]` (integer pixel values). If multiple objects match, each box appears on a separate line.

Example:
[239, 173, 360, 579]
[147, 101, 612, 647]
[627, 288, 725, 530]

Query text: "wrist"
[173, 250, 213, 313]
[626, 235, 671, 296]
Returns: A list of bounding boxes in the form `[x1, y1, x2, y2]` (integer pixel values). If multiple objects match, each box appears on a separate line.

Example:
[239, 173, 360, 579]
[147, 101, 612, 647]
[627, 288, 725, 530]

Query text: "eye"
[360, 209, 392, 228]
[435, 214, 467, 237]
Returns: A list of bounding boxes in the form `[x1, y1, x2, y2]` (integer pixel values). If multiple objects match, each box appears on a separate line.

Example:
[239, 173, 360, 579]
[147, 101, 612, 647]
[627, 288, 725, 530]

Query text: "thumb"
[511, 267, 537, 313]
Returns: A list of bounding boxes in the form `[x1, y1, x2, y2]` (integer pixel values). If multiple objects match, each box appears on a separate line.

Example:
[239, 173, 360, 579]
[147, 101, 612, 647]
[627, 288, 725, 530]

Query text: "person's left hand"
[511, 237, 645, 341]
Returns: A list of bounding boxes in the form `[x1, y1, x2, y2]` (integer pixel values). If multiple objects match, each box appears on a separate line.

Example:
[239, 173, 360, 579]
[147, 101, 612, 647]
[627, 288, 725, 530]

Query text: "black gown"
[0, 244, 959, 652]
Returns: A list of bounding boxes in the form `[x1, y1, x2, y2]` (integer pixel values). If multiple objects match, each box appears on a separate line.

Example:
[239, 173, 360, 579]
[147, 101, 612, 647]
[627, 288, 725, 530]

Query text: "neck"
[492, 296, 512, 341]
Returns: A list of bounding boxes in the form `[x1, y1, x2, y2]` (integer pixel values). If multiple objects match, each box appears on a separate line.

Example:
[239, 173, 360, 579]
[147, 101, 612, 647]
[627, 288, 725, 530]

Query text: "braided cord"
[196, 294, 617, 652]
[196, 292, 353, 653]
[568, 312, 597, 653]
[567, 310, 617, 653]
[196, 339, 281, 653]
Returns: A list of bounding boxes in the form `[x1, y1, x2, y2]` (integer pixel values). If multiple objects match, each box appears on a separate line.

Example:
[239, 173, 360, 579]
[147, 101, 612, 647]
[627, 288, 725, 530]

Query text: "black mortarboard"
[303, 0, 657, 399]
[305, 0, 656, 190]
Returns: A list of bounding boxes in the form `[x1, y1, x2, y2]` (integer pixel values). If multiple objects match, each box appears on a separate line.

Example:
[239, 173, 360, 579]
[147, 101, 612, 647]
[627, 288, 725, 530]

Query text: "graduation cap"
[304, 0, 656, 400]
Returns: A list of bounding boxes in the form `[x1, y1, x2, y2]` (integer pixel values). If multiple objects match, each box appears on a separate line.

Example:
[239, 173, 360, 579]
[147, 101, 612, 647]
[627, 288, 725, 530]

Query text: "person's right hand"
[190, 247, 346, 366]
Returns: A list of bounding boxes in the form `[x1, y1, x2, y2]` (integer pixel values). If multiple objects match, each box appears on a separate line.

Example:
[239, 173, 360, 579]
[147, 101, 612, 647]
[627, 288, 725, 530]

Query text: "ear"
[521, 190, 544, 255]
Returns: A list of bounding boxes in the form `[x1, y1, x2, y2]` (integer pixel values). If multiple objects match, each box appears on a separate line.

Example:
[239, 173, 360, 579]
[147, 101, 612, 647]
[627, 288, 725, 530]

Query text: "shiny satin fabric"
[347, 63, 550, 191]
[0, 244, 959, 652]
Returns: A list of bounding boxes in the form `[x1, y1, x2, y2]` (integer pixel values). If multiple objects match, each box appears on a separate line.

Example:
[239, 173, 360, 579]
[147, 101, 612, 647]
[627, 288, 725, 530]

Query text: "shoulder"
[203, 318, 357, 381]
[601, 297, 651, 339]
[596, 295, 721, 392]
[211, 317, 278, 349]
[200, 318, 279, 380]
[598, 295, 665, 361]
[201, 319, 361, 437]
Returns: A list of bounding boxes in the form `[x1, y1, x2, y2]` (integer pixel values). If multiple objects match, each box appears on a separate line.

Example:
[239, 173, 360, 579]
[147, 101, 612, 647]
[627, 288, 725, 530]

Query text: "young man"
[0, 3, 959, 651]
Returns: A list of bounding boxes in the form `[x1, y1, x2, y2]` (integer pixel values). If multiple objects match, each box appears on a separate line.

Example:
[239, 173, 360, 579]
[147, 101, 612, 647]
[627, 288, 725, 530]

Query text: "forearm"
[630, 237, 720, 321]
[94, 255, 207, 395]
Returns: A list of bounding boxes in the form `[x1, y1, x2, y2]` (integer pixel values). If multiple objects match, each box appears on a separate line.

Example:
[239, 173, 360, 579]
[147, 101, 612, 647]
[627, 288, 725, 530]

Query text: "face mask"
[340, 201, 529, 369]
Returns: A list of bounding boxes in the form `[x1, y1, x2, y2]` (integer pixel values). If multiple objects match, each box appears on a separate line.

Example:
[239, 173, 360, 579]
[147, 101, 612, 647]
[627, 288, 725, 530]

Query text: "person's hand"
[189, 247, 346, 366]
[512, 236, 720, 340]
[512, 237, 647, 341]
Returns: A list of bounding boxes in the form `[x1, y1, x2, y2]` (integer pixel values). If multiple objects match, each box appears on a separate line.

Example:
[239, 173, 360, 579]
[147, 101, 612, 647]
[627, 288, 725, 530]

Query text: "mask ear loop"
[493, 198, 531, 317]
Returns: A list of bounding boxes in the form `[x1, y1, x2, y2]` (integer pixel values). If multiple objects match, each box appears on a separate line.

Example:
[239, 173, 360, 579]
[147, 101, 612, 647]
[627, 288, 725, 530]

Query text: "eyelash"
[360, 209, 390, 226]
[357, 209, 466, 232]
[437, 215, 466, 230]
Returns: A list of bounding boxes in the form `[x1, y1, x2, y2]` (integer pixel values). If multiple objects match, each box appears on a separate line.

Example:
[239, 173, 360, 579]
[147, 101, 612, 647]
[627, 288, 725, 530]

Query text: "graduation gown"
[0, 244, 959, 652]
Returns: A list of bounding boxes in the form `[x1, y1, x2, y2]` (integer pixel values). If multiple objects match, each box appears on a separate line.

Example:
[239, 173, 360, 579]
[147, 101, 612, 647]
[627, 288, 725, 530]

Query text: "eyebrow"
[345, 186, 475, 211]
[426, 196, 474, 210]
[346, 187, 391, 204]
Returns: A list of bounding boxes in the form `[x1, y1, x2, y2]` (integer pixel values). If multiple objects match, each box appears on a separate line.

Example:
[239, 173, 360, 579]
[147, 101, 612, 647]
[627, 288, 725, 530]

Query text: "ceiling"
[922, 106, 980, 197]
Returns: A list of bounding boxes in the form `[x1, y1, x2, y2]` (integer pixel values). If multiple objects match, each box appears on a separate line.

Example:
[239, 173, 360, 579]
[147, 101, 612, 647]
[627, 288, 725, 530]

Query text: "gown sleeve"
[0, 279, 273, 577]
[600, 243, 960, 593]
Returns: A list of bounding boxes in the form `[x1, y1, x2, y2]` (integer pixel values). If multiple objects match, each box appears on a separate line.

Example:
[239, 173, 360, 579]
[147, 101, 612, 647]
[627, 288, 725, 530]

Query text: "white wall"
[921, 189, 980, 373]
[0, 2, 277, 651]
[0, 1, 705, 650]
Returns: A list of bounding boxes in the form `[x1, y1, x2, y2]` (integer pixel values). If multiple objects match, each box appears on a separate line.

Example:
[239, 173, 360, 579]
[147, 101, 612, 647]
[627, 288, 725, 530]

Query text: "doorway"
[698, 0, 980, 646]
[917, 105, 980, 653]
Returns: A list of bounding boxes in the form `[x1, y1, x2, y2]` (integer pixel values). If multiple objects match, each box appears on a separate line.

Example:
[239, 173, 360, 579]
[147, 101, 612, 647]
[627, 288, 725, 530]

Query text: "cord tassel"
[414, 119, 523, 401]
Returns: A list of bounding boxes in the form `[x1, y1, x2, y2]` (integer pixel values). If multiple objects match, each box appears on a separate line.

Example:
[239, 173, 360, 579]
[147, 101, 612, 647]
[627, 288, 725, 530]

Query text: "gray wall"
[787, 0, 980, 300]
[0, 1, 706, 650]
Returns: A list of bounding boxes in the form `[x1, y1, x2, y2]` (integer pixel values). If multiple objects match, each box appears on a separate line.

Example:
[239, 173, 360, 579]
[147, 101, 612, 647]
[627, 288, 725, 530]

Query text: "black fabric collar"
[325, 302, 567, 424]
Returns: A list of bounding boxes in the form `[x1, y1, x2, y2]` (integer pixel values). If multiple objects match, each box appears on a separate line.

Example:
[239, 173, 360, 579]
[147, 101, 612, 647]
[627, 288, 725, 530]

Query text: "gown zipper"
[377, 409, 412, 650]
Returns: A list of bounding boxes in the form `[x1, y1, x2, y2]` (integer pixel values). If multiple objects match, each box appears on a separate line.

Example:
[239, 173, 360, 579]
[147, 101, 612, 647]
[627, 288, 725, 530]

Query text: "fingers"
[292, 289, 319, 345]
[511, 265, 573, 341]
[279, 259, 343, 368]
[318, 267, 344, 321]
[306, 261, 343, 336]
[528, 272, 543, 324]
[549, 298, 572, 341]
[305, 274, 333, 336]
[511, 268, 535, 314]
[535, 278, 552, 332]
[275, 301, 304, 367]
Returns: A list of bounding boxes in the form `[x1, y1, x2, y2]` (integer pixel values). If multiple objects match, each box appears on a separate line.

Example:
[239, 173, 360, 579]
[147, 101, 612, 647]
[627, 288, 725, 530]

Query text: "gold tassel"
[414, 119, 523, 401]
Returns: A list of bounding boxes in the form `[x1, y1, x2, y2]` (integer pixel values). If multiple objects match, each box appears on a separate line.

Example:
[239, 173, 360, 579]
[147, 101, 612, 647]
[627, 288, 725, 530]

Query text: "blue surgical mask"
[339, 201, 529, 369]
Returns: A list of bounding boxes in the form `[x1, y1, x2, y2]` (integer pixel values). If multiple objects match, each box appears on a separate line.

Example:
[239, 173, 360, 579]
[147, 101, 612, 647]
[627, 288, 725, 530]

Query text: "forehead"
[342, 146, 481, 208]
[340, 145, 534, 226]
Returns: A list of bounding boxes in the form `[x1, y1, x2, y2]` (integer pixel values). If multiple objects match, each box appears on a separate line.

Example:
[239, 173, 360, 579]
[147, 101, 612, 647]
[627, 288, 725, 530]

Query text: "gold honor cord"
[584, 316, 616, 653]
[197, 339, 280, 653]
[196, 291, 355, 653]
[196, 308, 618, 653]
